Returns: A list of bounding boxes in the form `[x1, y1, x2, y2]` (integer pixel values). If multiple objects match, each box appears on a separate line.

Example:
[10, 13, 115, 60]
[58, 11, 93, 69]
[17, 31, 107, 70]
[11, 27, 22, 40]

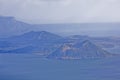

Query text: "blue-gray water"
[0, 54, 120, 80]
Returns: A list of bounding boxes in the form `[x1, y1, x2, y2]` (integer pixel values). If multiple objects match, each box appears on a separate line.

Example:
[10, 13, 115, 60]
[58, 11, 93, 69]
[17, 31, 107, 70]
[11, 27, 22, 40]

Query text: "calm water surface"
[0, 54, 120, 80]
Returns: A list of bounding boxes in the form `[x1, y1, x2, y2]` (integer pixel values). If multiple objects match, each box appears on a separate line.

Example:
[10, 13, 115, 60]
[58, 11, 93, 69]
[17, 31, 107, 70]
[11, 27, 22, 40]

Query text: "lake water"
[0, 54, 120, 80]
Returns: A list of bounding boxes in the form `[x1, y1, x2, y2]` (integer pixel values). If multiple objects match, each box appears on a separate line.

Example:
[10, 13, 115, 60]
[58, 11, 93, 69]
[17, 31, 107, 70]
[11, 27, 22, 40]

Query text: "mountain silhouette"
[47, 40, 112, 59]
[0, 31, 62, 55]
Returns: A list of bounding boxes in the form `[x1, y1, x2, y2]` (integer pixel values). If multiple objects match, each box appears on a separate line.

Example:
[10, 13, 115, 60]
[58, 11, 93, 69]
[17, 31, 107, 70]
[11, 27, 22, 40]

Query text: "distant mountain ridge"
[0, 16, 33, 38]
[0, 30, 114, 59]
[7, 31, 62, 43]
[0, 16, 119, 59]
[0, 31, 63, 56]
[1, 16, 120, 38]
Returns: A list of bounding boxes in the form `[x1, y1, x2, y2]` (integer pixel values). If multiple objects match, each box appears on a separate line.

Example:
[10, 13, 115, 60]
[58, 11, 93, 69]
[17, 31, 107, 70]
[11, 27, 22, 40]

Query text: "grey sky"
[0, 0, 120, 23]
[0, 0, 120, 38]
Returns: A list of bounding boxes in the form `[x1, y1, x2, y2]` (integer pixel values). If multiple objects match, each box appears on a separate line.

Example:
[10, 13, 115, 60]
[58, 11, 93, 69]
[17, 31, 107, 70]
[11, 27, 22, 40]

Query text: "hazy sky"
[0, 0, 120, 23]
[0, 0, 120, 38]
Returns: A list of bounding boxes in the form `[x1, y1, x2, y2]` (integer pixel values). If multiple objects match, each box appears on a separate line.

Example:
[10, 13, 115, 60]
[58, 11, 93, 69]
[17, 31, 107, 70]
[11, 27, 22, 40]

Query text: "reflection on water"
[0, 54, 120, 80]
